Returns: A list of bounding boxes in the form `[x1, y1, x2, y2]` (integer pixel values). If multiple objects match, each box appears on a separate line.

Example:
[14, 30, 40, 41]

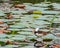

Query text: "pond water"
[0, 2, 60, 48]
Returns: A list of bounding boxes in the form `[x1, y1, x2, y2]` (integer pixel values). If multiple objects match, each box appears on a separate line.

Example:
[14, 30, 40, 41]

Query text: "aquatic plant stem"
[12, 30, 15, 35]
[49, 15, 56, 32]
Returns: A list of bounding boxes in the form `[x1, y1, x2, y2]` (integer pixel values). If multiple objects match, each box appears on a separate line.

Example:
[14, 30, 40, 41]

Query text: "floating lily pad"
[0, 10, 5, 16]
[42, 34, 55, 39]
[9, 25, 26, 29]
[33, 20, 50, 25]
[19, 32, 33, 35]
[11, 35, 26, 41]
[21, 46, 35, 48]
[27, 35, 37, 40]
[7, 28, 20, 31]
[0, 34, 8, 38]
[4, 45, 19, 48]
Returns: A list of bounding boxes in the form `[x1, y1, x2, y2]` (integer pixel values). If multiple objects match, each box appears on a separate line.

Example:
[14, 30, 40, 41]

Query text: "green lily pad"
[4, 45, 19, 48]
[27, 35, 37, 39]
[9, 25, 26, 29]
[11, 35, 26, 41]
[19, 32, 33, 35]
[42, 34, 55, 39]
[21, 46, 34, 48]
[0, 34, 8, 38]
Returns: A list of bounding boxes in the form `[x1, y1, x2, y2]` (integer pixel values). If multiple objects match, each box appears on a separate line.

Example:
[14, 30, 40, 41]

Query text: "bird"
[33, 28, 49, 36]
